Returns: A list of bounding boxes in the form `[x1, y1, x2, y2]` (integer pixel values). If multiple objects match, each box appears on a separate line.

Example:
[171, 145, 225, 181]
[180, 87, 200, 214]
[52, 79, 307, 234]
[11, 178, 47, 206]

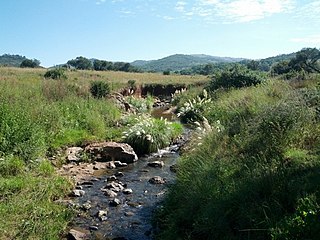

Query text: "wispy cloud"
[175, 0, 295, 23]
[291, 34, 320, 44]
[96, 0, 106, 5]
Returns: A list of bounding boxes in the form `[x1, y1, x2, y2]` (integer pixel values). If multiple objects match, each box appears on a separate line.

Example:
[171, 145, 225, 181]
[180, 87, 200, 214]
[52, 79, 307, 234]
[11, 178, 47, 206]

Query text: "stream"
[67, 108, 181, 240]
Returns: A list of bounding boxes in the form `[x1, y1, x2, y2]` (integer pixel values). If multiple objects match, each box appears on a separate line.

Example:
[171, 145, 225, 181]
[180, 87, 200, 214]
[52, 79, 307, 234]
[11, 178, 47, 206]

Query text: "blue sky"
[1, 0, 319, 67]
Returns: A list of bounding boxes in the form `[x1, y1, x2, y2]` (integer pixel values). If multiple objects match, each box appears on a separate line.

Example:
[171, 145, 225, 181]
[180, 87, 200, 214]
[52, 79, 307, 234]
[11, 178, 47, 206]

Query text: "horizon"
[1, 0, 319, 67]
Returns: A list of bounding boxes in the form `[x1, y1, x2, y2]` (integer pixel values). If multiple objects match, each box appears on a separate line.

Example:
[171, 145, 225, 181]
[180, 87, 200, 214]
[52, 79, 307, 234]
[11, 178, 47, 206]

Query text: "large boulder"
[85, 142, 138, 163]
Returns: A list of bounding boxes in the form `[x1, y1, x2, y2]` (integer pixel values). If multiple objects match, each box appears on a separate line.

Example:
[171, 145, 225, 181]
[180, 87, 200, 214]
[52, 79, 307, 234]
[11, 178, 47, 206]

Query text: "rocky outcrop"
[85, 142, 138, 163]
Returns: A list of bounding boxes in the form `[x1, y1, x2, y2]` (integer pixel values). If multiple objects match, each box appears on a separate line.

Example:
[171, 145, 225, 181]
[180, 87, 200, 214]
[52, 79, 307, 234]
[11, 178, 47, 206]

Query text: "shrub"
[177, 89, 212, 124]
[122, 115, 183, 155]
[208, 65, 266, 91]
[44, 68, 67, 80]
[125, 95, 154, 113]
[90, 80, 110, 98]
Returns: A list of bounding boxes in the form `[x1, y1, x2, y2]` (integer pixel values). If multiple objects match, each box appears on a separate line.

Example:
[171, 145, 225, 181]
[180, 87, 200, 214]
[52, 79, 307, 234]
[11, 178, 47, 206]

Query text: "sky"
[1, 0, 320, 67]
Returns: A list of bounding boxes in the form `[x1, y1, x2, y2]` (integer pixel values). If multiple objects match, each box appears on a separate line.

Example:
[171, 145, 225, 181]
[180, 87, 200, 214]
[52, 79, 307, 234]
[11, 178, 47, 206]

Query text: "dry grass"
[0, 67, 208, 91]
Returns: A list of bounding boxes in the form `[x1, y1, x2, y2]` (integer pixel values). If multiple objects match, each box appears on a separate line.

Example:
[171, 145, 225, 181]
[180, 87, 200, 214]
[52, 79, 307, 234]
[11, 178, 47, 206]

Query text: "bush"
[122, 115, 183, 155]
[90, 80, 110, 98]
[125, 95, 154, 113]
[177, 89, 212, 124]
[208, 65, 266, 91]
[44, 68, 67, 80]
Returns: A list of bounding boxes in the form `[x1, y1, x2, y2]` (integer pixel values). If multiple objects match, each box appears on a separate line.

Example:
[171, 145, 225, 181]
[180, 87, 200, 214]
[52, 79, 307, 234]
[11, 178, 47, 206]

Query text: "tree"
[289, 48, 320, 73]
[271, 60, 291, 75]
[20, 59, 40, 68]
[67, 56, 92, 70]
[208, 65, 266, 91]
[93, 60, 113, 71]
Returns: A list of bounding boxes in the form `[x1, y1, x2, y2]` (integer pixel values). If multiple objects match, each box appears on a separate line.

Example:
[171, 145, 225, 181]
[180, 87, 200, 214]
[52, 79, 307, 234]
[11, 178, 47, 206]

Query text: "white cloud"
[96, 0, 106, 5]
[291, 34, 320, 44]
[175, 0, 294, 23]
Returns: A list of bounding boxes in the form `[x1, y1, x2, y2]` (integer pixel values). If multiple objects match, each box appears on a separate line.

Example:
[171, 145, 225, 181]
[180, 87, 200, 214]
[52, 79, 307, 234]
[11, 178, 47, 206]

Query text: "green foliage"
[20, 59, 41, 68]
[156, 78, 320, 240]
[90, 80, 110, 98]
[0, 54, 28, 67]
[208, 65, 266, 91]
[0, 156, 25, 177]
[122, 115, 183, 155]
[163, 70, 170, 75]
[0, 102, 47, 161]
[44, 68, 67, 80]
[177, 89, 212, 124]
[67, 56, 92, 70]
[0, 162, 73, 240]
[289, 48, 320, 74]
[125, 95, 154, 113]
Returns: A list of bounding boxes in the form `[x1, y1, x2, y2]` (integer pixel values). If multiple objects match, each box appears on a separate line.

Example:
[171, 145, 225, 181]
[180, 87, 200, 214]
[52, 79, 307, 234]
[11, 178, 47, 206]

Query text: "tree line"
[66, 56, 141, 73]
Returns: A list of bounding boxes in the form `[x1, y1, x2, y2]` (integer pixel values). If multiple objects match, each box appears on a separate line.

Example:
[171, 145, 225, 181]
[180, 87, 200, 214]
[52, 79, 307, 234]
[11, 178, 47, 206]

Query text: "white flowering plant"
[122, 115, 183, 155]
[177, 89, 212, 124]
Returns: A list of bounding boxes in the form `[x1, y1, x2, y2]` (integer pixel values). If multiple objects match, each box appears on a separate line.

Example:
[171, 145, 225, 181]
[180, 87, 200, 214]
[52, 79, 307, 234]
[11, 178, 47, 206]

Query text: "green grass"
[156, 77, 320, 240]
[0, 157, 73, 240]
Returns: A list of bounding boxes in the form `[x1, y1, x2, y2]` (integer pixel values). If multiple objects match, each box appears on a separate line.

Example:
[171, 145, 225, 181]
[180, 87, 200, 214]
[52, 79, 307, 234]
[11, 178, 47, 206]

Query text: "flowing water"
[70, 149, 179, 240]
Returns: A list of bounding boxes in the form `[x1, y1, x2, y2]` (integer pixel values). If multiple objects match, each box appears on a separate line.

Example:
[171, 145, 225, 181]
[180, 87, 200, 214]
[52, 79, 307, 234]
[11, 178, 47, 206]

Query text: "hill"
[0, 54, 28, 67]
[131, 54, 245, 72]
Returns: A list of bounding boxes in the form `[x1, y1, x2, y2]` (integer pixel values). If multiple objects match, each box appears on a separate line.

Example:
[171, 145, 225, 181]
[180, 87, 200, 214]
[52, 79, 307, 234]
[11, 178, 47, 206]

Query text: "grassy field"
[0, 66, 200, 239]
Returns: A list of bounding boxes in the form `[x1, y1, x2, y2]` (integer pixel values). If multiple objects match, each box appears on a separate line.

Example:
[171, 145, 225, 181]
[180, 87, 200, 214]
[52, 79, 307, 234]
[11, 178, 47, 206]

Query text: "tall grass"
[156, 78, 320, 240]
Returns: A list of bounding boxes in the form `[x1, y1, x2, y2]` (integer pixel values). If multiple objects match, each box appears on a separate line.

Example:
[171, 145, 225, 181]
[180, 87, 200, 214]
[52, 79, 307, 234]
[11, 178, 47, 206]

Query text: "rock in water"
[149, 176, 166, 184]
[147, 161, 164, 168]
[85, 142, 138, 163]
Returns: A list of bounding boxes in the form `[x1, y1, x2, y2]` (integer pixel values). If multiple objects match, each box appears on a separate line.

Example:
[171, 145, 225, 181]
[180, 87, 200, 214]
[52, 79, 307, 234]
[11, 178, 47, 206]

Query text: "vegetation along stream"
[66, 107, 183, 240]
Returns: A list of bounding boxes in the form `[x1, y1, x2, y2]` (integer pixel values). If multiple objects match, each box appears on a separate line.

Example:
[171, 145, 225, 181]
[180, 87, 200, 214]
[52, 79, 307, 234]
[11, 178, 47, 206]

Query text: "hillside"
[131, 54, 245, 72]
[0, 54, 28, 67]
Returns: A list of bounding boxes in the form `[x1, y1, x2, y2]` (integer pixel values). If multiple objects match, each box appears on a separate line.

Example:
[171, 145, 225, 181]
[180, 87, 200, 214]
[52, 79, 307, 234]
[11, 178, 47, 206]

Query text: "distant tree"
[208, 65, 266, 91]
[163, 70, 170, 75]
[246, 60, 260, 71]
[289, 48, 320, 73]
[271, 60, 292, 75]
[93, 60, 113, 71]
[67, 56, 92, 70]
[20, 59, 40, 68]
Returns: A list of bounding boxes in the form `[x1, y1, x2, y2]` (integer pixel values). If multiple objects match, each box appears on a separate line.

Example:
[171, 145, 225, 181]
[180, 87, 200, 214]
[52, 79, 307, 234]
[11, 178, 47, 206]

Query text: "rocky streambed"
[60, 145, 180, 240]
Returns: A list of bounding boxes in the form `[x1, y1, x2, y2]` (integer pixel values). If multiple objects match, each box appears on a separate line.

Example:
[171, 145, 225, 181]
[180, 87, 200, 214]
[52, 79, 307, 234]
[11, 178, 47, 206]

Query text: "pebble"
[123, 188, 133, 194]
[109, 198, 121, 207]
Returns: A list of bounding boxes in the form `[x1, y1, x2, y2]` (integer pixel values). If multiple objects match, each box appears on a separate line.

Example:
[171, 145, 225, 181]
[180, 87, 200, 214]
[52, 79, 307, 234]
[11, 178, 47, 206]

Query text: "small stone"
[147, 161, 164, 168]
[124, 211, 135, 217]
[115, 171, 124, 177]
[102, 189, 118, 198]
[67, 228, 88, 240]
[114, 161, 128, 167]
[109, 198, 121, 207]
[123, 188, 133, 195]
[106, 161, 116, 169]
[97, 210, 108, 221]
[75, 186, 83, 190]
[106, 175, 117, 182]
[71, 190, 85, 197]
[81, 202, 92, 211]
[77, 181, 94, 186]
[89, 226, 99, 231]
[149, 176, 166, 184]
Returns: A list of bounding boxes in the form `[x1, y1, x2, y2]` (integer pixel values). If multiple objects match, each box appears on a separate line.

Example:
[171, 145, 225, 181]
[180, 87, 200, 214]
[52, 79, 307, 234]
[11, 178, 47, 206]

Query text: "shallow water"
[70, 149, 179, 240]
